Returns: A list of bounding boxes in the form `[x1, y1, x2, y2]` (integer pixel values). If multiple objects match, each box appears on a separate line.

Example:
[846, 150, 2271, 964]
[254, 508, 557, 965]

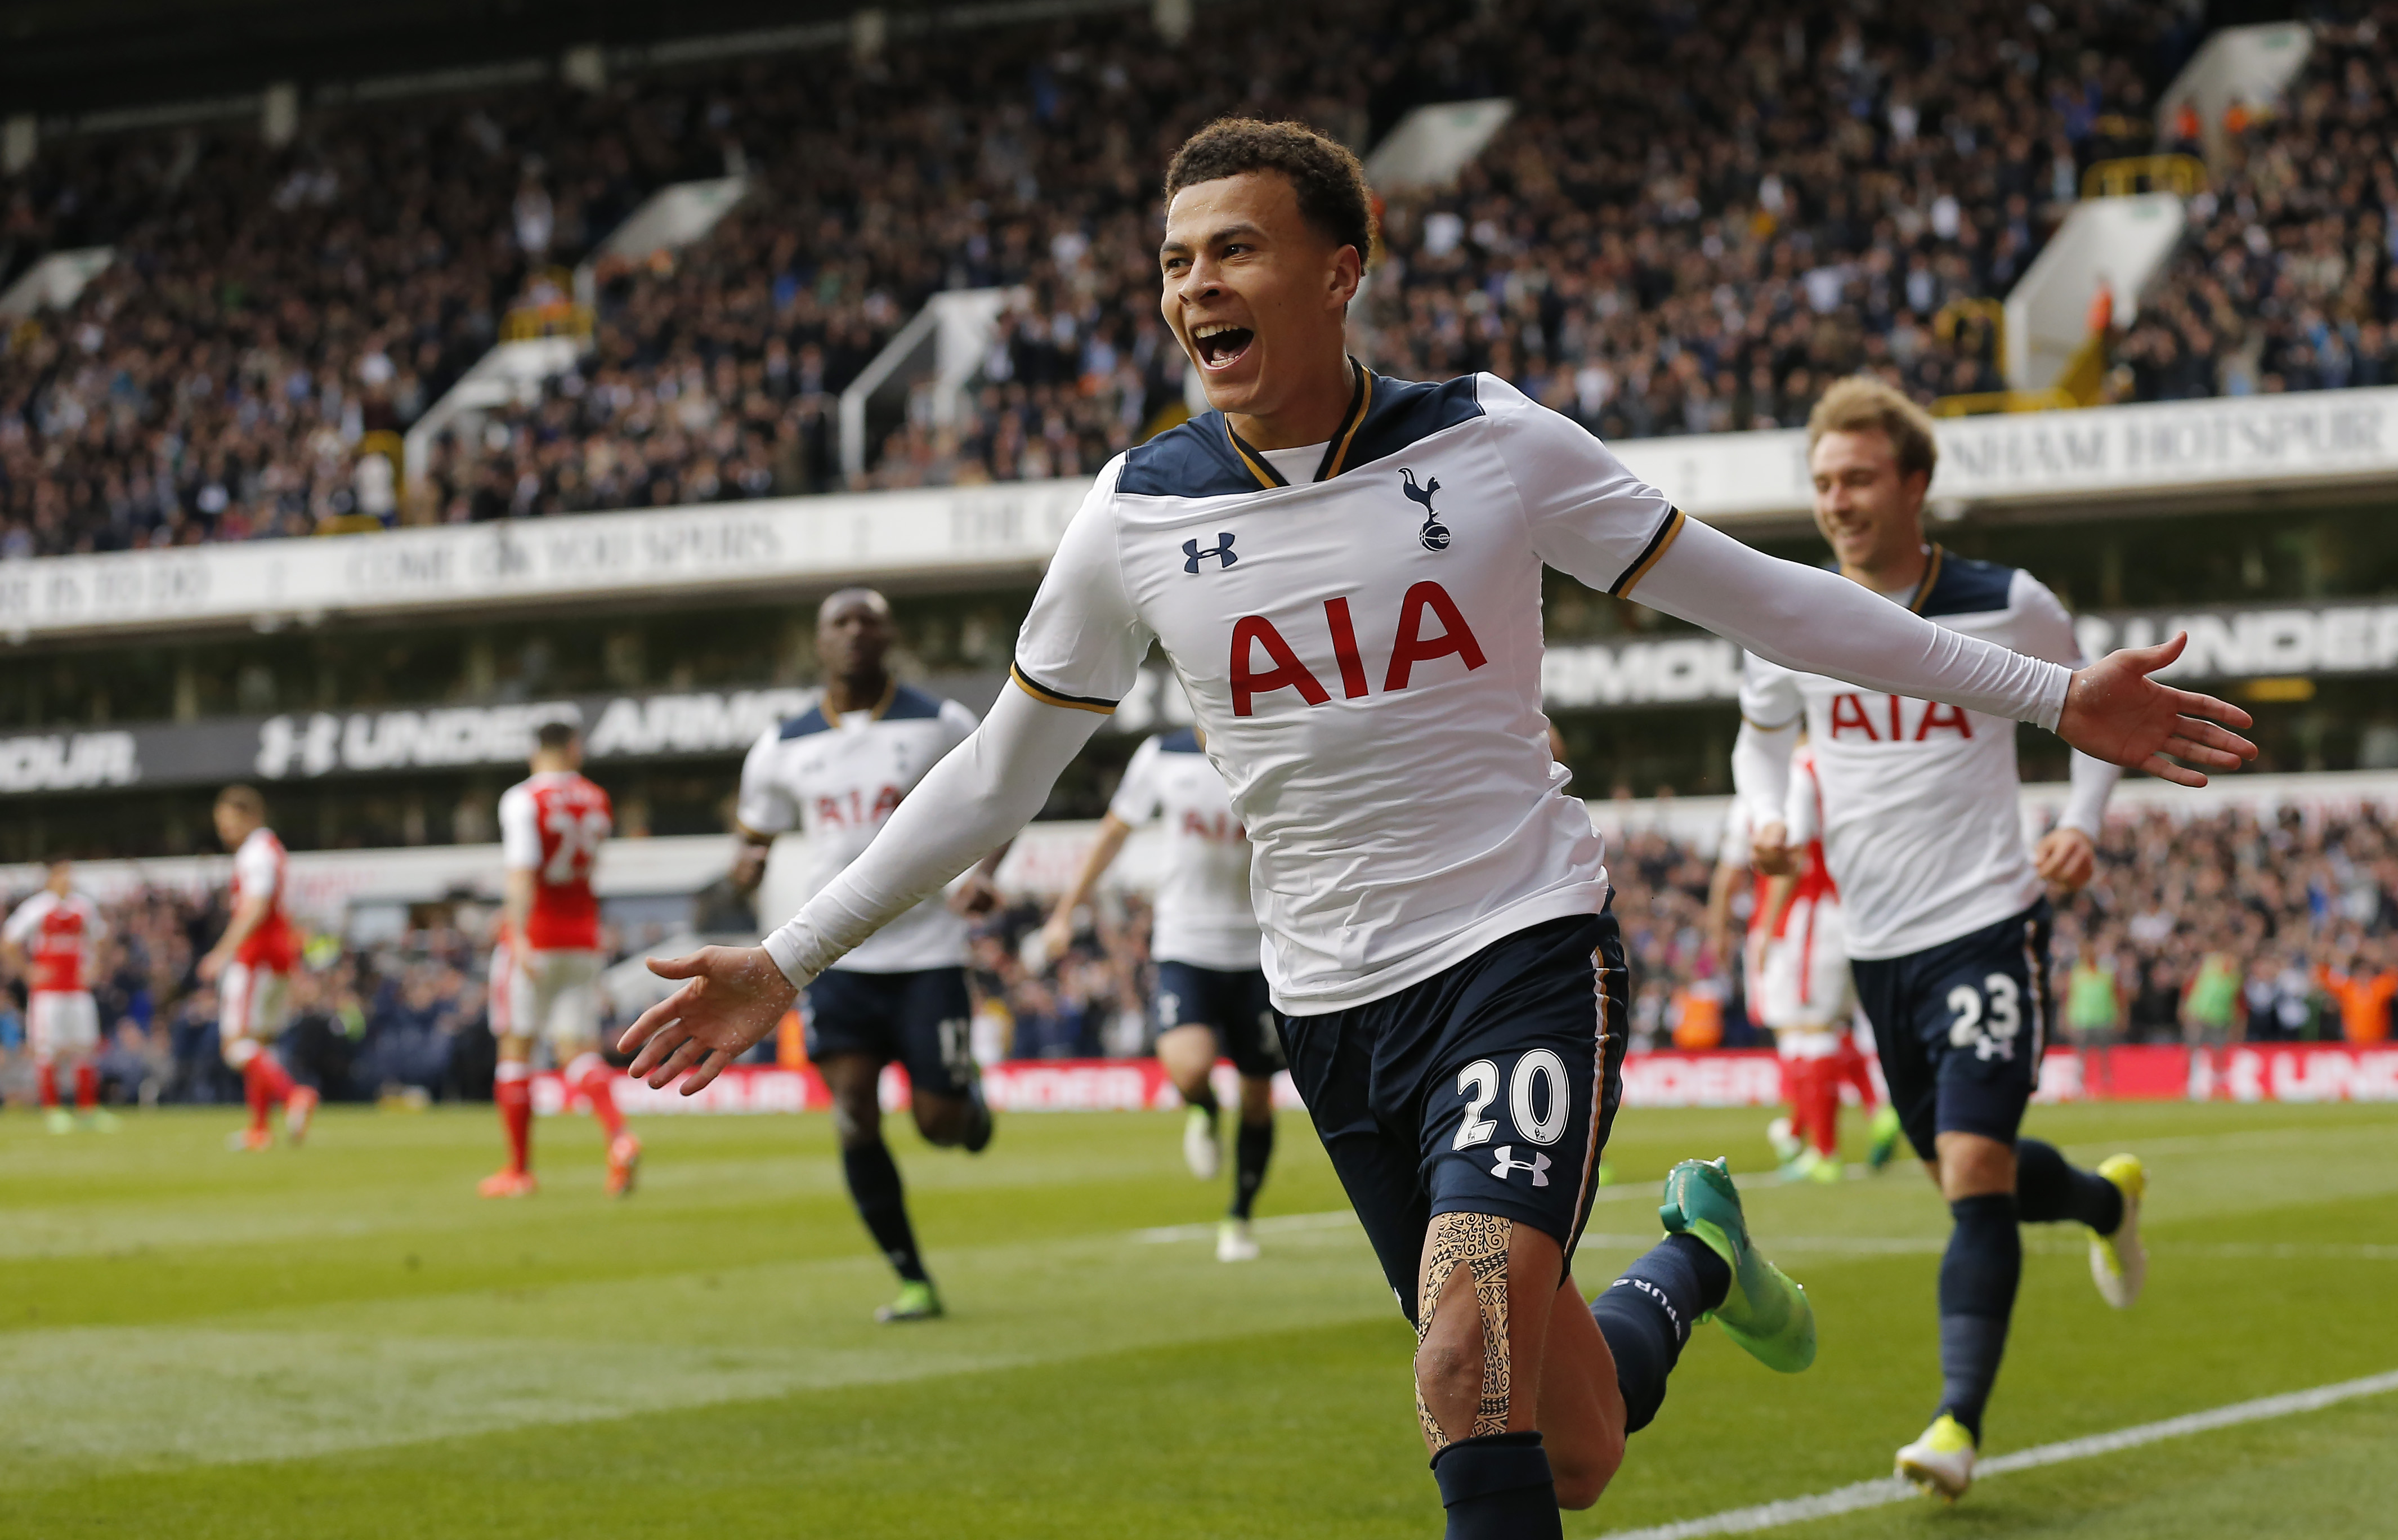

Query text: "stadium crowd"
[2117, 10, 2398, 402]
[20, 0, 2354, 552]
[3, 798, 2392, 1113]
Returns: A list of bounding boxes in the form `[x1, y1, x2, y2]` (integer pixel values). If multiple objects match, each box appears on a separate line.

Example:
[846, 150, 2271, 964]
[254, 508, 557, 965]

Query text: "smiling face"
[1159, 171, 1361, 430]
[1808, 426, 1929, 576]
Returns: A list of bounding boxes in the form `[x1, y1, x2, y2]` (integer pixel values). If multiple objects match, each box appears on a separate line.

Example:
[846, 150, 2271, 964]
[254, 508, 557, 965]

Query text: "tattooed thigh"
[1414, 1211, 1515, 1449]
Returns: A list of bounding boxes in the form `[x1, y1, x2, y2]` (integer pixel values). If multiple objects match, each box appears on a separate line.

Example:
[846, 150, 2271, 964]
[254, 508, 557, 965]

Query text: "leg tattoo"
[1417, 1212, 1516, 1449]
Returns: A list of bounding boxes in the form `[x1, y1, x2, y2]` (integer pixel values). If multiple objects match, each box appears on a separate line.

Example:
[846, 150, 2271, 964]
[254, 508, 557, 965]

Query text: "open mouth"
[1192, 322, 1255, 370]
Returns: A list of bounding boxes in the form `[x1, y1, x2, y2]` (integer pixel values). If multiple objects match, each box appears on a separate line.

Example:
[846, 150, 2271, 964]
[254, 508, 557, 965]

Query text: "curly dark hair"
[1163, 118, 1375, 265]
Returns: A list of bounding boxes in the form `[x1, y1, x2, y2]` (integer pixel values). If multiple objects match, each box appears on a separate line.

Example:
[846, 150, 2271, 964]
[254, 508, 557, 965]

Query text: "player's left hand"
[2056, 634, 2255, 787]
[2032, 827, 2097, 892]
[617, 945, 798, 1094]
[196, 951, 225, 983]
[950, 871, 1003, 917]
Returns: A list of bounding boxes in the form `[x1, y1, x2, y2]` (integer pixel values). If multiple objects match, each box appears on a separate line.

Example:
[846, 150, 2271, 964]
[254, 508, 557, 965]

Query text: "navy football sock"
[2013, 1138, 2123, 1233]
[1430, 1431, 1562, 1539]
[1937, 1193, 2021, 1442]
[1229, 1116, 1274, 1220]
[1590, 1233, 1730, 1434]
[841, 1141, 929, 1284]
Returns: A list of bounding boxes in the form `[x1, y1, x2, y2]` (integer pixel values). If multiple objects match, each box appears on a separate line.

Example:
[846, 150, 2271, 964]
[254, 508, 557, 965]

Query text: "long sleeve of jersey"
[1730, 713, 1798, 838]
[2010, 571, 2124, 836]
[762, 683, 1103, 987]
[1629, 516, 2072, 731]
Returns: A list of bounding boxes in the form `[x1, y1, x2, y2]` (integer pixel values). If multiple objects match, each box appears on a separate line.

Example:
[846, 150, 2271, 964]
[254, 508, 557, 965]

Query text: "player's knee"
[1412, 1303, 1487, 1421]
[830, 1090, 880, 1148]
[909, 1096, 965, 1147]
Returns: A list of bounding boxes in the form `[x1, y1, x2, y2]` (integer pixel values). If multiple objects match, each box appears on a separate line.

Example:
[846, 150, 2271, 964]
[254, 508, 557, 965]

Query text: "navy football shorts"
[1278, 911, 1628, 1325]
[1155, 960, 1286, 1077]
[1851, 899, 2052, 1162]
[803, 966, 978, 1099]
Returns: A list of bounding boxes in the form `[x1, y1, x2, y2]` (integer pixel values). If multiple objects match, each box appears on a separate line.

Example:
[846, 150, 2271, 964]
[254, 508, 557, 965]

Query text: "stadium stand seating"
[7, 3, 2393, 549]
[2118, 10, 2398, 401]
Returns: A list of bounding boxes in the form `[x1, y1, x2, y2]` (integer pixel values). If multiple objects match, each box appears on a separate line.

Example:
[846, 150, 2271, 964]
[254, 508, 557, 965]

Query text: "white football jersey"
[1012, 368, 1683, 1013]
[1738, 550, 2083, 960]
[1108, 729, 1262, 973]
[739, 684, 979, 972]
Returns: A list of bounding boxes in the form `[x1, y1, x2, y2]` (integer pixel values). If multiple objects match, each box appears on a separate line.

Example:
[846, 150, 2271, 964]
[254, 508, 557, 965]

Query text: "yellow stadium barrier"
[2081, 154, 2207, 200]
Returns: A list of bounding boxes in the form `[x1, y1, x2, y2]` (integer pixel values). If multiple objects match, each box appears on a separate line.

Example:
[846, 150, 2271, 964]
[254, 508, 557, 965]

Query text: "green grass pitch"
[3, 1098, 2393, 1538]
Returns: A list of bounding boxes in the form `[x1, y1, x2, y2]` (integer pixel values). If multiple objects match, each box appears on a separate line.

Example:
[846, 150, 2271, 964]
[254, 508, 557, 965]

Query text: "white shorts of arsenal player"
[1756, 893, 1854, 1036]
[490, 941, 606, 1049]
[28, 991, 102, 1058]
[737, 682, 979, 975]
[218, 962, 291, 1063]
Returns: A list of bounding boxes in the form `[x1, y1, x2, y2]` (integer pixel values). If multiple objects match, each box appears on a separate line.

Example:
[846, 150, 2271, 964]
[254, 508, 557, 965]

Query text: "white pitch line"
[1597, 1368, 2398, 1540]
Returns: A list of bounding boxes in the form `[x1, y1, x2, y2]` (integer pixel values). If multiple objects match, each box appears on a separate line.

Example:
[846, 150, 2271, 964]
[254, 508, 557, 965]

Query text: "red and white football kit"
[493, 769, 613, 1046]
[1758, 746, 1855, 1040]
[5, 887, 107, 1113]
[220, 826, 300, 1066]
[487, 767, 628, 1196]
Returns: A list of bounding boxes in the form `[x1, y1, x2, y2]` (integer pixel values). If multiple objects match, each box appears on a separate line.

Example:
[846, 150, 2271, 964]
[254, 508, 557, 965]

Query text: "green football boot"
[1866, 1105, 1903, 1171]
[874, 1279, 945, 1324]
[1659, 1157, 1816, 1373]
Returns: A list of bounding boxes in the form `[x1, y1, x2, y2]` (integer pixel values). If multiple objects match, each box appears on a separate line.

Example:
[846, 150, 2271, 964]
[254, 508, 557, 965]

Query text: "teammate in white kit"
[1043, 726, 1285, 1262]
[1735, 378, 2163, 1500]
[197, 785, 317, 1150]
[482, 721, 638, 1198]
[3, 859, 111, 1132]
[618, 124, 2251, 1535]
[731, 588, 997, 1324]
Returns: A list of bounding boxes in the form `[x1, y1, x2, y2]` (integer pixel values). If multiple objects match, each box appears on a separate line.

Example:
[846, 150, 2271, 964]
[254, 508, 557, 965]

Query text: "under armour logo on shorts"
[1489, 1145, 1551, 1187]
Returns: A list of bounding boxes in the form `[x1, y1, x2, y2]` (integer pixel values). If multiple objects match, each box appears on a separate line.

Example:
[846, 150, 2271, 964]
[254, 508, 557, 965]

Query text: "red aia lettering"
[1322, 597, 1370, 699]
[1230, 616, 1331, 717]
[871, 785, 903, 820]
[814, 796, 844, 825]
[1827, 693, 1878, 740]
[1228, 583, 1487, 717]
[1914, 702, 1974, 739]
[1384, 581, 1487, 692]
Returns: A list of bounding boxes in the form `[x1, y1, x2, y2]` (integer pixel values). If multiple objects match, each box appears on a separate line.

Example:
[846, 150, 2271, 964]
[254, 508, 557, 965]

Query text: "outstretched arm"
[619, 684, 1105, 1091]
[1631, 516, 2253, 783]
[1041, 813, 1132, 960]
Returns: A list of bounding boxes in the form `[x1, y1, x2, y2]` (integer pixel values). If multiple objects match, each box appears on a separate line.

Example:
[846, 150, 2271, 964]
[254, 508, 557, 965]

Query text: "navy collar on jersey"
[1222, 359, 1372, 489]
[1904, 545, 1944, 614]
[1120, 368, 1484, 500]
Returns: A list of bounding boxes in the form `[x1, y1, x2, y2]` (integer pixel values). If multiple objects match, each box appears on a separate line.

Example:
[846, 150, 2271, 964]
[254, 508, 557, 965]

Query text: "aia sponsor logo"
[1227, 581, 1487, 717]
[1826, 693, 1975, 742]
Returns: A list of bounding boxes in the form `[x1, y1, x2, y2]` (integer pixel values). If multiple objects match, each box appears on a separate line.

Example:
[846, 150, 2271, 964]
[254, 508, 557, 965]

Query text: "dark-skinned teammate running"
[624, 122, 2253, 1535]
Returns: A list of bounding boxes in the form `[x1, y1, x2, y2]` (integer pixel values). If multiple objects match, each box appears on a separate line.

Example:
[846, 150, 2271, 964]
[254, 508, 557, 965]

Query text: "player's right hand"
[1037, 912, 1074, 963]
[1750, 821, 1798, 877]
[618, 945, 799, 1094]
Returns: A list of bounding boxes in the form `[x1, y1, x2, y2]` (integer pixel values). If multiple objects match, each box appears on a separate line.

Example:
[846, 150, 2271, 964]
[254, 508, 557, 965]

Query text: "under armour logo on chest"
[1184, 534, 1237, 572]
[1489, 1145, 1551, 1187]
